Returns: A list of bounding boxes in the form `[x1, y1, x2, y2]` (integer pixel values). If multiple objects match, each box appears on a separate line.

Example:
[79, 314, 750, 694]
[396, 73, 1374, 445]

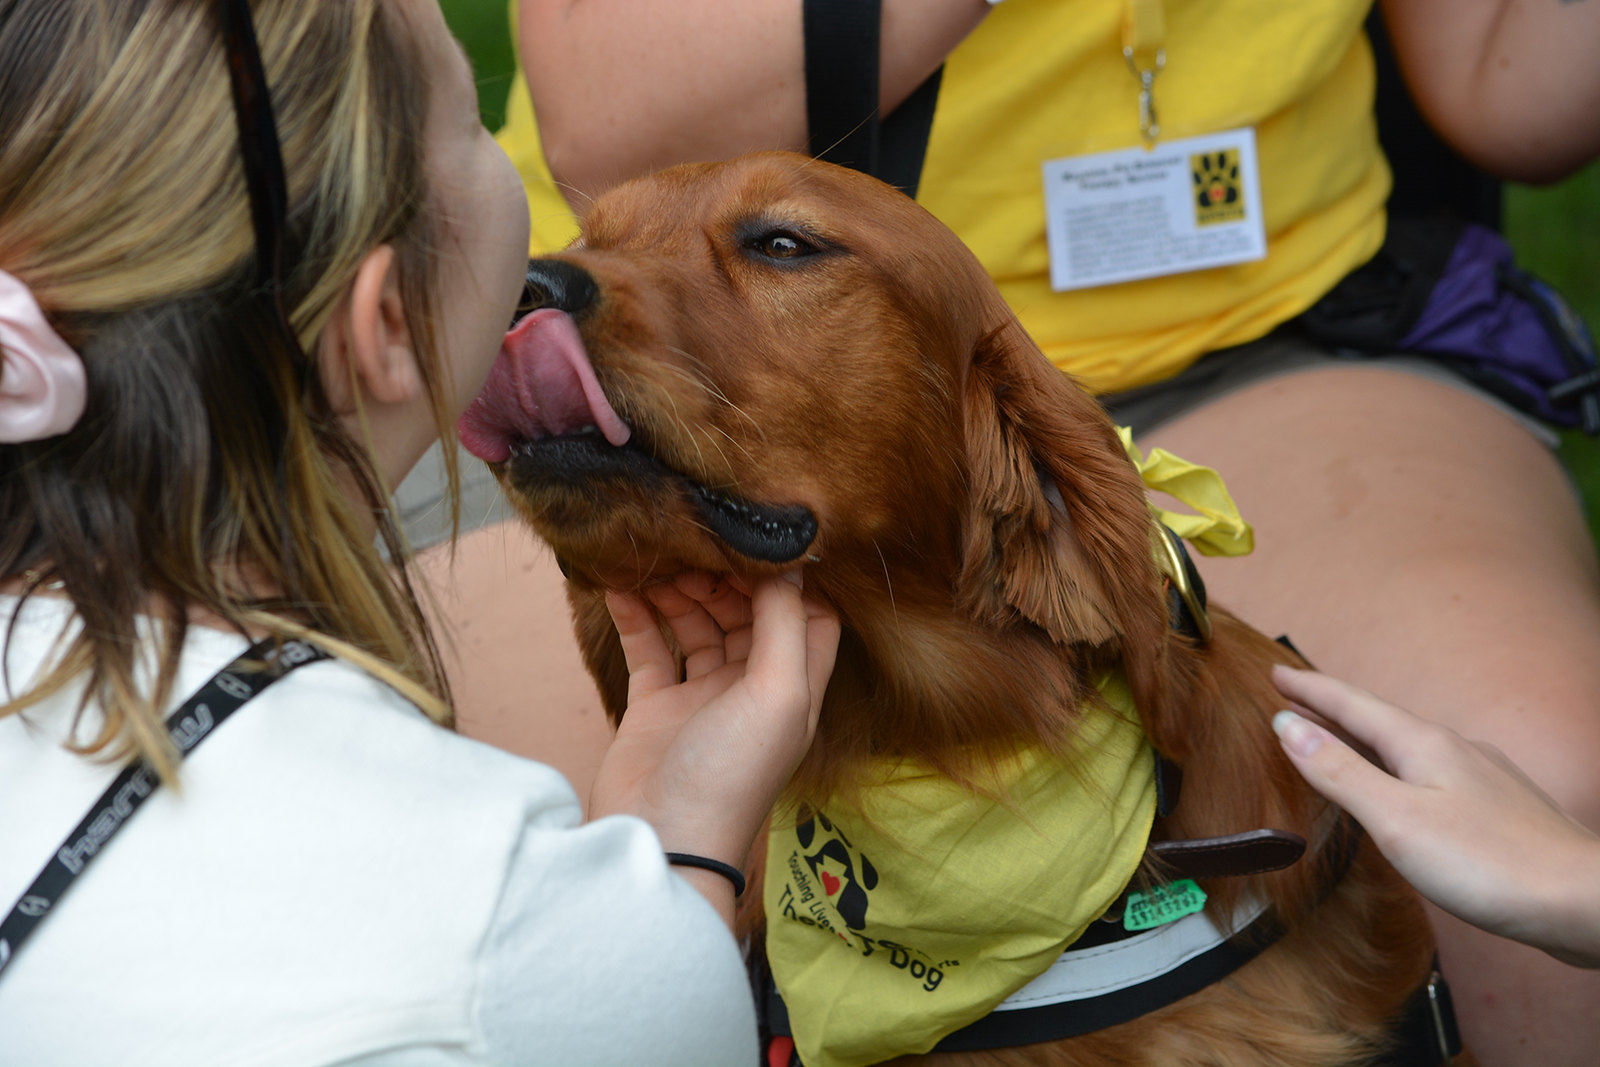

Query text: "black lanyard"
[0, 635, 329, 979]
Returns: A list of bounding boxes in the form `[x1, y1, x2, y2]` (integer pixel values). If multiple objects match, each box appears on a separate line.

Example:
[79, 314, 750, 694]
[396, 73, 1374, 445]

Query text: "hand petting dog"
[1274, 665, 1600, 969]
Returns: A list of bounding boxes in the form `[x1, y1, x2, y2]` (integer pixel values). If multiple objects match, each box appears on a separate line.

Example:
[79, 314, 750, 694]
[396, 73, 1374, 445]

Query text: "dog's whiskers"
[552, 181, 596, 212]
[657, 394, 709, 475]
[873, 538, 899, 639]
[662, 350, 764, 440]
[622, 528, 664, 591]
[690, 422, 747, 481]
[705, 423, 757, 466]
[643, 384, 695, 464]
[652, 390, 751, 486]
[651, 361, 762, 475]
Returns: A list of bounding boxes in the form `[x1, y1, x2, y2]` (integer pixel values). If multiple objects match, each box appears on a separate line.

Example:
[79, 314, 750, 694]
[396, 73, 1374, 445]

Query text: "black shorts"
[1100, 328, 1560, 445]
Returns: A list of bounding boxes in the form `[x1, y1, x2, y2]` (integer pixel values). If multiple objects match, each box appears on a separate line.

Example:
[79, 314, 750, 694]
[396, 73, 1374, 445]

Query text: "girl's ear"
[319, 244, 420, 413]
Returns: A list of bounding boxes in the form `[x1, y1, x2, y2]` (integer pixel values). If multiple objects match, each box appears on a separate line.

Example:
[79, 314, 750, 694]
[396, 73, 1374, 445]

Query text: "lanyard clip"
[1123, 46, 1165, 144]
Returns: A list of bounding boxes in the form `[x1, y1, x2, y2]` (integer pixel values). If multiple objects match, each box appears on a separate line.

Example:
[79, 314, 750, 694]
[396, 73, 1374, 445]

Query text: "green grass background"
[440, 0, 1600, 529]
[445, 0, 516, 134]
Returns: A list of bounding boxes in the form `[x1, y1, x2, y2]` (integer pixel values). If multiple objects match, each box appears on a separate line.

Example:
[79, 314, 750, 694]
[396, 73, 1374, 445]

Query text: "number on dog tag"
[1123, 878, 1208, 931]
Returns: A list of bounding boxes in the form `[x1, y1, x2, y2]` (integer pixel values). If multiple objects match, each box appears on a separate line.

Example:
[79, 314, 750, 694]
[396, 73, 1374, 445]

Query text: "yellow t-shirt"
[496, 0, 1389, 393]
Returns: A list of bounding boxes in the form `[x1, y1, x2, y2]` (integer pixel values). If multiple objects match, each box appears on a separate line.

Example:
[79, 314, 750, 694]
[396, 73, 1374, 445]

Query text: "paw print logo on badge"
[1191, 149, 1247, 227]
[796, 812, 879, 930]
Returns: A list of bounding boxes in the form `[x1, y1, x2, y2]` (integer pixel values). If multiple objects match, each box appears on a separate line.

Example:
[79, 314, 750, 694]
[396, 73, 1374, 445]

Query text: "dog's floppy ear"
[958, 319, 1162, 648]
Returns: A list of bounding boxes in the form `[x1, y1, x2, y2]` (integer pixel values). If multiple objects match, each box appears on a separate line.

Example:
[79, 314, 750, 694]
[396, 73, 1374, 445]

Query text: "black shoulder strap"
[803, 0, 882, 173]
[801, 0, 942, 198]
[1366, 9, 1501, 229]
[0, 636, 330, 979]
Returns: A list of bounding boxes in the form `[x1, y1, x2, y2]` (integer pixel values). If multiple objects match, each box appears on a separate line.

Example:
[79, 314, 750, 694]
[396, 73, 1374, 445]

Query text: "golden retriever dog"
[459, 152, 1456, 1066]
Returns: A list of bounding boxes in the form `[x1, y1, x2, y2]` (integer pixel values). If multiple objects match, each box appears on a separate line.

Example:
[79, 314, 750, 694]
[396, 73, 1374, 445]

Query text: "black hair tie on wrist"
[665, 852, 747, 897]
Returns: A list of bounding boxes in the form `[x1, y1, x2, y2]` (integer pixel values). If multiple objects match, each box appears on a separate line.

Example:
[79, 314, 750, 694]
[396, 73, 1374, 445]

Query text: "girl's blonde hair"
[0, 0, 463, 781]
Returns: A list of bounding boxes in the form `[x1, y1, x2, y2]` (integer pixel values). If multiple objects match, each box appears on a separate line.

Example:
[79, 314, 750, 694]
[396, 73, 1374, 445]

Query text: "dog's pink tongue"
[458, 308, 631, 463]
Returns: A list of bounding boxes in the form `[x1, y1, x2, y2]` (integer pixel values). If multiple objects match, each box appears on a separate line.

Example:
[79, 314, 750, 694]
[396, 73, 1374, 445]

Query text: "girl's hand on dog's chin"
[586, 569, 840, 925]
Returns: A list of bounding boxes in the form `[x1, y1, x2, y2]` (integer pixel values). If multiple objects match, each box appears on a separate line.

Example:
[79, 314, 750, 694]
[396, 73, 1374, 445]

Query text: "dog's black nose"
[515, 258, 598, 324]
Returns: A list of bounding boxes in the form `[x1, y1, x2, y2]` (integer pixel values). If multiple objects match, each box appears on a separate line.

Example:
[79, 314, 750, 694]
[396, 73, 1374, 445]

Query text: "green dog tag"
[1123, 878, 1208, 931]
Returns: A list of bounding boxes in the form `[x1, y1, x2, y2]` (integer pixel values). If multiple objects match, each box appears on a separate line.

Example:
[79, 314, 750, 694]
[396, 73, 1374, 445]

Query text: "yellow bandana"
[764, 674, 1155, 1067]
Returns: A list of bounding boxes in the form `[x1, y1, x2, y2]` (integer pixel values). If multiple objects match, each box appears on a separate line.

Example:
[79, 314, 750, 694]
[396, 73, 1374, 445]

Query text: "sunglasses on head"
[215, 0, 306, 367]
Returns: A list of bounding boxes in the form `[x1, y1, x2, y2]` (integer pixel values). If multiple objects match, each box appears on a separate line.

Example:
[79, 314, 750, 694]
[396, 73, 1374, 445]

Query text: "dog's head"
[462, 152, 1176, 780]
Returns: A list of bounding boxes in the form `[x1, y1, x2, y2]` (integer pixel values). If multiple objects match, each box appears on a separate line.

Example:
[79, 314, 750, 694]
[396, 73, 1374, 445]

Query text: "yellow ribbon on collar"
[1117, 425, 1253, 558]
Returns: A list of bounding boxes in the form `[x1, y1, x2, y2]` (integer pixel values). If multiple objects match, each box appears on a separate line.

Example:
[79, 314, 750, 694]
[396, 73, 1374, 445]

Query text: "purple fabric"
[1398, 224, 1594, 425]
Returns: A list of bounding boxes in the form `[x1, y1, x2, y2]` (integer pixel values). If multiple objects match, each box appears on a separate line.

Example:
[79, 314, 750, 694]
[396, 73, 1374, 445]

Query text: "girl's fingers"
[605, 590, 680, 700]
[644, 578, 733, 679]
[740, 573, 811, 693]
[668, 571, 754, 635]
[741, 575, 840, 736]
[615, 570, 835, 726]
[1271, 664, 1434, 776]
[644, 571, 785, 679]
[1271, 708, 1407, 822]
[802, 592, 841, 732]
[723, 625, 755, 664]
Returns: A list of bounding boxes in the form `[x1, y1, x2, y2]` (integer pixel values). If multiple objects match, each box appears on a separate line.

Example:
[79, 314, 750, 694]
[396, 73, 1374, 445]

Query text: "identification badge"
[1043, 128, 1266, 292]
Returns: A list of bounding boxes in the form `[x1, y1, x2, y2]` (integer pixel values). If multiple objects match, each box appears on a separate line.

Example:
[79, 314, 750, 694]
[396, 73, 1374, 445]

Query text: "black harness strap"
[0, 636, 330, 979]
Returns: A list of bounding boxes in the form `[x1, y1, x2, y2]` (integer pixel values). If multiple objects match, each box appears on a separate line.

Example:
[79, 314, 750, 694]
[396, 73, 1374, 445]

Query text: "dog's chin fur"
[491, 152, 1440, 1066]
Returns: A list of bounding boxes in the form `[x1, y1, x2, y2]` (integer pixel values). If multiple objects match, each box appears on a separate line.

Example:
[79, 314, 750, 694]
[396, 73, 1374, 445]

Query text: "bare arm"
[518, 0, 990, 204]
[1380, 0, 1600, 183]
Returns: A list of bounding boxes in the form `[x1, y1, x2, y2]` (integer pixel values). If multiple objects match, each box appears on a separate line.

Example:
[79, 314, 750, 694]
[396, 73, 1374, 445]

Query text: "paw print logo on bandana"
[1191, 149, 1246, 226]
[796, 812, 880, 930]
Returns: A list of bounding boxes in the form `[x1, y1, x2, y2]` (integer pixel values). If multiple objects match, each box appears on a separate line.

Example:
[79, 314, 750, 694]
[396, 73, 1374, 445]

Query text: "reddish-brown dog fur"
[492, 152, 1443, 1065]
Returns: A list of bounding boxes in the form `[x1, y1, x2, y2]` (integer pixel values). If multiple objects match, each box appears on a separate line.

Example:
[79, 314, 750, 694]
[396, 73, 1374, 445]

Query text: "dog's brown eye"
[752, 231, 817, 260]
[748, 228, 825, 262]
[737, 222, 829, 265]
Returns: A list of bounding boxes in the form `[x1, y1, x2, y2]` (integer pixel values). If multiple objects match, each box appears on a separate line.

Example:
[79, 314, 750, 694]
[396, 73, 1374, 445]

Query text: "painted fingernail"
[780, 569, 804, 589]
[1272, 710, 1323, 758]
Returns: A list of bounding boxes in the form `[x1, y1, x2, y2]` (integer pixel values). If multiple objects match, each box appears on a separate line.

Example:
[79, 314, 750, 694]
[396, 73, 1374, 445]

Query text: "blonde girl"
[0, 2, 836, 1062]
